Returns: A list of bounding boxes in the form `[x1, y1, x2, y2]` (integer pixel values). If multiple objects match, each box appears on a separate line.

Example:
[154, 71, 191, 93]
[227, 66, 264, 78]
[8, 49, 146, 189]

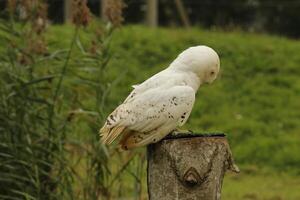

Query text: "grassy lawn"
[47, 24, 300, 198]
[223, 169, 300, 200]
[48, 25, 300, 169]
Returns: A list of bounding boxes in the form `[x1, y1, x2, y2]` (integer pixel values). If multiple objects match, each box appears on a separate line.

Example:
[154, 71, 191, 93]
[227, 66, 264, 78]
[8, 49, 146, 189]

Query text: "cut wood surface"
[147, 133, 239, 200]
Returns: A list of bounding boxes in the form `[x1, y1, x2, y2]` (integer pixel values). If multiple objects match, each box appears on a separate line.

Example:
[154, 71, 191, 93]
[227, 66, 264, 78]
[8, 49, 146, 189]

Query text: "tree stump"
[147, 133, 239, 200]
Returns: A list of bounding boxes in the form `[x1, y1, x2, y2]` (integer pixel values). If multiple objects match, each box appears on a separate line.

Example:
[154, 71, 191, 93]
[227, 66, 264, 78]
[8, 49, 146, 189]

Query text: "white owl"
[100, 46, 220, 150]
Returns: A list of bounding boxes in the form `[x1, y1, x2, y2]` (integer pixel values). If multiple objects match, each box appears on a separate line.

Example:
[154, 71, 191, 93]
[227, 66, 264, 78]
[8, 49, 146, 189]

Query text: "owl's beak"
[207, 79, 214, 84]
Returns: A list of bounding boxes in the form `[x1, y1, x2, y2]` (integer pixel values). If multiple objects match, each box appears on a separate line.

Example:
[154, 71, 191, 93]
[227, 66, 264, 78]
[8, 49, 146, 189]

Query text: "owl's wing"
[124, 69, 183, 103]
[100, 85, 195, 149]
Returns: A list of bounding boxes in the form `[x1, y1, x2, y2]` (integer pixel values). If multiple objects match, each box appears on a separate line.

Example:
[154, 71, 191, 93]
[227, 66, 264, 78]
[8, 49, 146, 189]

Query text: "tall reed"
[0, 0, 146, 199]
[0, 1, 73, 199]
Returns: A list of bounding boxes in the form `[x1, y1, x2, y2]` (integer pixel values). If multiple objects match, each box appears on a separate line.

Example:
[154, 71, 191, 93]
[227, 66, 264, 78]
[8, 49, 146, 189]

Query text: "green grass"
[15, 24, 300, 199]
[223, 169, 300, 200]
[48, 25, 300, 171]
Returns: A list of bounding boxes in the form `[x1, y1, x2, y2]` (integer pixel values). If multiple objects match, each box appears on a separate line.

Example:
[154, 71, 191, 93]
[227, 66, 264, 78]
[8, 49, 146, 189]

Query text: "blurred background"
[2, 0, 300, 37]
[0, 0, 299, 199]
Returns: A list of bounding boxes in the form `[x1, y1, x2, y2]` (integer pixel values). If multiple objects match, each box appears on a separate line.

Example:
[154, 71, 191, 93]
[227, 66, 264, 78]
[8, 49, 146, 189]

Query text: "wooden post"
[146, 0, 158, 27]
[64, 0, 72, 23]
[147, 133, 239, 200]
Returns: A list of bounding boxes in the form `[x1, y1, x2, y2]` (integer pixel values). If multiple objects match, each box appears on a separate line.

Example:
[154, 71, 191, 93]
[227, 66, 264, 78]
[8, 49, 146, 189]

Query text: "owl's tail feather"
[120, 132, 153, 150]
[119, 130, 138, 150]
[100, 125, 125, 145]
[119, 126, 173, 150]
[119, 130, 162, 150]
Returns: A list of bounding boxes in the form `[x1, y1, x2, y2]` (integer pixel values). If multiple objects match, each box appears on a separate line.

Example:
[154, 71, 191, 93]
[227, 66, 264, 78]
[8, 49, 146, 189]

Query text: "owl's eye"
[210, 71, 215, 75]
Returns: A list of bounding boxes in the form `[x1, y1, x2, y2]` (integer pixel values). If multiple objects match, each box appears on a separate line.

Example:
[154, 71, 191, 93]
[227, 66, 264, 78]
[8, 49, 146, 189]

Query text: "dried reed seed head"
[31, 2, 48, 35]
[19, 0, 39, 20]
[27, 1, 48, 54]
[32, 38, 47, 54]
[88, 27, 104, 55]
[89, 40, 97, 54]
[89, 39, 103, 55]
[6, 0, 49, 65]
[18, 54, 31, 65]
[72, 0, 91, 27]
[11, 0, 48, 34]
[24, 33, 47, 55]
[104, 0, 126, 27]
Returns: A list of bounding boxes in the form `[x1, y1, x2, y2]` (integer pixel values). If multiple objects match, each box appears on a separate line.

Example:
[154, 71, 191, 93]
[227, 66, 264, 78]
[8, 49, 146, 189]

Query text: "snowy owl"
[100, 45, 220, 150]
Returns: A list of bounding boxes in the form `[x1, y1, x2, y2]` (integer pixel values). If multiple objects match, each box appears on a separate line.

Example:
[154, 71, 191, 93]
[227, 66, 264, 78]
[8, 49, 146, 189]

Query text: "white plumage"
[100, 45, 220, 150]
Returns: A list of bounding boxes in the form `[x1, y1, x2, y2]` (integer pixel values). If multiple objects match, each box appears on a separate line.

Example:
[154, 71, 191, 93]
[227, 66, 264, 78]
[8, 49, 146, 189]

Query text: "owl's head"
[171, 45, 220, 84]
